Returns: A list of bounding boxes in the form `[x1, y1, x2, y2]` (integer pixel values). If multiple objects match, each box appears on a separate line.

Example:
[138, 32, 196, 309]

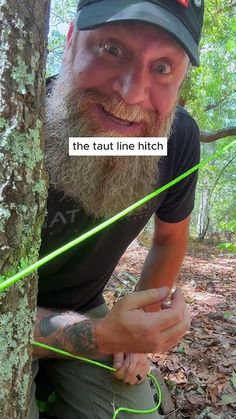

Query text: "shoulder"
[172, 106, 200, 141]
[169, 106, 200, 156]
[166, 106, 200, 174]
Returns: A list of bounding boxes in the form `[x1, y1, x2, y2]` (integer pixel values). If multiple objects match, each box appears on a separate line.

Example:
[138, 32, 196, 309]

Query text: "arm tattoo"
[35, 308, 100, 359]
[40, 314, 62, 338]
[64, 321, 99, 357]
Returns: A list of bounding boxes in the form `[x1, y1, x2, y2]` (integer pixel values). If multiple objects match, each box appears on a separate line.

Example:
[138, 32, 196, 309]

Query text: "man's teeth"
[109, 113, 132, 126]
[102, 107, 133, 126]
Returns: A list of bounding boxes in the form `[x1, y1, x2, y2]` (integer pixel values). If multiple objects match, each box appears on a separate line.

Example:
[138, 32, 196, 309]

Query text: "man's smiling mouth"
[93, 104, 144, 136]
[101, 105, 136, 126]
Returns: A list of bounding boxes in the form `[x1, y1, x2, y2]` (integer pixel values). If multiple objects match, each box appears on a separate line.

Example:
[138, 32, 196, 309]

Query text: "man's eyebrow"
[94, 25, 127, 38]
[89, 24, 188, 62]
[97, 25, 182, 47]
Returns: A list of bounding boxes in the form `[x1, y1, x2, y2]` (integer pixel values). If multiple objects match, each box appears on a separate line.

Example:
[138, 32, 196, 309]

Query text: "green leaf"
[47, 390, 58, 405]
[177, 344, 185, 353]
[124, 273, 138, 283]
[223, 311, 234, 319]
[36, 399, 48, 413]
[0, 276, 6, 284]
[19, 258, 29, 270]
[220, 394, 236, 405]
[217, 243, 236, 253]
[165, 379, 175, 391]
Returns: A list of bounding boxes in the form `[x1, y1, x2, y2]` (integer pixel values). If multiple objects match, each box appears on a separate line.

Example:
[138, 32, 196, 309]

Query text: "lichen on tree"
[0, 1, 50, 417]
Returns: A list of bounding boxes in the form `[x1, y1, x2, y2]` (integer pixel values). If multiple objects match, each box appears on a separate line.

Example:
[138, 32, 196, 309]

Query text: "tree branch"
[200, 127, 236, 143]
[204, 90, 236, 112]
[50, 11, 71, 25]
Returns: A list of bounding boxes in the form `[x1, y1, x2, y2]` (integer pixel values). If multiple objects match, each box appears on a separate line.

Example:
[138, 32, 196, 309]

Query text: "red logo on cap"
[176, 0, 189, 7]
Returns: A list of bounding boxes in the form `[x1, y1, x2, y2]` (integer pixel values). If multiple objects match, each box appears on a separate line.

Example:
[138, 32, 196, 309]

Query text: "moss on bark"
[0, 1, 50, 417]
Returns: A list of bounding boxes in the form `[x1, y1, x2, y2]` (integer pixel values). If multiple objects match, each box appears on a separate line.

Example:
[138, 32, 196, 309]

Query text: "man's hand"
[112, 353, 150, 385]
[34, 287, 190, 360]
[96, 287, 190, 354]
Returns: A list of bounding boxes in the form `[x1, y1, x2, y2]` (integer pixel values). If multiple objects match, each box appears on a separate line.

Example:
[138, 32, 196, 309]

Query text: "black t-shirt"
[37, 106, 200, 312]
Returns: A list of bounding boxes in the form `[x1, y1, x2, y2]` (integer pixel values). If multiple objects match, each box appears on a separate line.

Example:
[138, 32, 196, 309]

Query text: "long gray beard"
[45, 71, 176, 219]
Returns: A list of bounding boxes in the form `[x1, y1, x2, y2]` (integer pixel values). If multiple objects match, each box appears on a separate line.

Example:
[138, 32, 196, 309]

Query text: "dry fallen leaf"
[105, 239, 236, 418]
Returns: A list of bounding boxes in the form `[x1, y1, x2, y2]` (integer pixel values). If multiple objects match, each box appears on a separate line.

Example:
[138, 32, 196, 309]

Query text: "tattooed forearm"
[64, 321, 99, 357]
[40, 314, 63, 338]
[33, 307, 100, 359]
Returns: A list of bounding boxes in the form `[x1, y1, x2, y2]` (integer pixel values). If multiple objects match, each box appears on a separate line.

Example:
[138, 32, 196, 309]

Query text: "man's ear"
[66, 22, 75, 49]
[64, 22, 79, 63]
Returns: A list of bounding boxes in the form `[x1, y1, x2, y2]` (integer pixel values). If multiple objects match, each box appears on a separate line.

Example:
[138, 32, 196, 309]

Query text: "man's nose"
[113, 65, 150, 106]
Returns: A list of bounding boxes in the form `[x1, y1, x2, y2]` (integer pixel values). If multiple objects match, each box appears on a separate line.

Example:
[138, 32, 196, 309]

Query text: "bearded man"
[30, 1, 204, 418]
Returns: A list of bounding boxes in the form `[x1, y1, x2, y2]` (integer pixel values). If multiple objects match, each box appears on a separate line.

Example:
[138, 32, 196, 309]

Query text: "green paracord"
[0, 139, 235, 294]
[1, 138, 235, 417]
[33, 341, 162, 418]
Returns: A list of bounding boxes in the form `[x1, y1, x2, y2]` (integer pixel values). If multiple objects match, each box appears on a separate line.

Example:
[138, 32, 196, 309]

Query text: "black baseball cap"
[76, 0, 204, 66]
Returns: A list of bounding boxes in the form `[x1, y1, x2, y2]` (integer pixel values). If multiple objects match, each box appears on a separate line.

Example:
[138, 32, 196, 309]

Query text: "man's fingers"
[125, 355, 149, 378]
[119, 354, 150, 385]
[158, 288, 183, 311]
[99, 287, 188, 355]
[113, 352, 125, 370]
[113, 368, 125, 380]
[122, 287, 170, 310]
[160, 305, 191, 350]
[170, 287, 182, 302]
[146, 289, 186, 331]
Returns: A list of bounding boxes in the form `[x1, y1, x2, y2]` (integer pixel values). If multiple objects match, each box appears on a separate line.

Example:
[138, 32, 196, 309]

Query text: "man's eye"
[155, 63, 172, 75]
[104, 42, 122, 57]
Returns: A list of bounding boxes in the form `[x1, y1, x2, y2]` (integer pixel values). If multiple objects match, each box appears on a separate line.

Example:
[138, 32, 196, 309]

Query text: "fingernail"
[159, 287, 169, 297]
[114, 363, 121, 369]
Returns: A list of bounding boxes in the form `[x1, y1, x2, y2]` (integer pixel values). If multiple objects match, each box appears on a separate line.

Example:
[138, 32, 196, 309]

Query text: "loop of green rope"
[32, 340, 162, 418]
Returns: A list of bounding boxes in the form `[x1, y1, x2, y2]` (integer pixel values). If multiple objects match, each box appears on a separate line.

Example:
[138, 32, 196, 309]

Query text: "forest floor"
[104, 234, 236, 419]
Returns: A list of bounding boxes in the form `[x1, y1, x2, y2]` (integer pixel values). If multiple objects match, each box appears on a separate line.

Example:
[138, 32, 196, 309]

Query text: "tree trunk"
[0, 1, 50, 418]
[197, 189, 210, 241]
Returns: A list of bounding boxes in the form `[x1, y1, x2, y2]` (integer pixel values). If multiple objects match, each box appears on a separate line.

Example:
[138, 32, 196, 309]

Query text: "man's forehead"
[83, 21, 184, 50]
[75, 0, 204, 66]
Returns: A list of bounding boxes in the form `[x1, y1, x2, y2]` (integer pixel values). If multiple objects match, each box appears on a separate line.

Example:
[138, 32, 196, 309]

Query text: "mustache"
[45, 72, 176, 218]
[66, 88, 159, 125]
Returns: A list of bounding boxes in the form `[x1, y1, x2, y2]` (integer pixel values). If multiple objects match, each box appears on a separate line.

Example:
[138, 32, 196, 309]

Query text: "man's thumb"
[123, 287, 170, 310]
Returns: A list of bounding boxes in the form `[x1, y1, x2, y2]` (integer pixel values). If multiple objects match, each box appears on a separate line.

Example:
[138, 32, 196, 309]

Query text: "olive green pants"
[28, 304, 161, 419]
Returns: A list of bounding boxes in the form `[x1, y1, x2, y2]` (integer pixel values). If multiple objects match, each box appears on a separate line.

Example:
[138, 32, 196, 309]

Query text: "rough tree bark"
[0, 1, 50, 418]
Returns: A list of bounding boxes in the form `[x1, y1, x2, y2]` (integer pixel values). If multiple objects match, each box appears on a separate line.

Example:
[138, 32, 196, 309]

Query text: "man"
[30, 1, 204, 418]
